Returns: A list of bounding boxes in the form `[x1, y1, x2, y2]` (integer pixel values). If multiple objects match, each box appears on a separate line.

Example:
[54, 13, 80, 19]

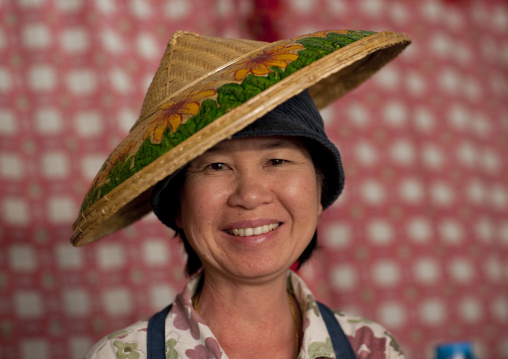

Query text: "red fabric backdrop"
[0, 0, 507, 358]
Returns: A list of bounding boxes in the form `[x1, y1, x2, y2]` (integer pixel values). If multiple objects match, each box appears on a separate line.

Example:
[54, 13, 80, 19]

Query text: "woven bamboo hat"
[71, 29, 411, 246]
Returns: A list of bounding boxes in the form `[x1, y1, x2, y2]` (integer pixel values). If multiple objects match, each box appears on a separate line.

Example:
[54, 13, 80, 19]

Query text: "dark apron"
[147, 301, 356, 359]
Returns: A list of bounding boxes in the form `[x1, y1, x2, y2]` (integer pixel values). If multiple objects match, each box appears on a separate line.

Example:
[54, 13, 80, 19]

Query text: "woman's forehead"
[206, 136, 307, 154]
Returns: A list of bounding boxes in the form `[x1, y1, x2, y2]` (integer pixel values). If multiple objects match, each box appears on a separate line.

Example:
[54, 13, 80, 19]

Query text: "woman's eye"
[209, 163, 226, 170]
[270, 159, 286, 166]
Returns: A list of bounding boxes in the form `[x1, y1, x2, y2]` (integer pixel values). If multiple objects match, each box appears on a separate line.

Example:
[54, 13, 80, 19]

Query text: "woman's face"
[177, 136, 322, 283]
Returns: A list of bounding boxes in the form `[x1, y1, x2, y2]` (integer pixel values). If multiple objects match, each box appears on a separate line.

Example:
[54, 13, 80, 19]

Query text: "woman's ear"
[316, 174, 324, 217]
[317, 195, 323, 218]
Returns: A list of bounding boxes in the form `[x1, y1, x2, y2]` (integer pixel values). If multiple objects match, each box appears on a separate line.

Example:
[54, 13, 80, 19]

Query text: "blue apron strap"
[317, 301, 357, 359]
[147, 304, 172, 359]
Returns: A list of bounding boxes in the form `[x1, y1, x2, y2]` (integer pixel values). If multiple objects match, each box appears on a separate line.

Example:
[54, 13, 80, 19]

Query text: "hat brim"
[71, 30, 410, 246]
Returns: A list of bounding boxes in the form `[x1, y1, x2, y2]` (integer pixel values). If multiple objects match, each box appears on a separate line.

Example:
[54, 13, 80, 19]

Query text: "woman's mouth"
[226, 223, 280, 237]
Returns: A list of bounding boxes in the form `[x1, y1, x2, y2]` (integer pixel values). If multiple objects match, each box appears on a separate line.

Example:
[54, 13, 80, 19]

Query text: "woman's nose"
[227, 170, 274, 210]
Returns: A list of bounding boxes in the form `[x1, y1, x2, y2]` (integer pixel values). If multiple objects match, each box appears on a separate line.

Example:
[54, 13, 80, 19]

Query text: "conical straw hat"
[71, 29, 411, 246]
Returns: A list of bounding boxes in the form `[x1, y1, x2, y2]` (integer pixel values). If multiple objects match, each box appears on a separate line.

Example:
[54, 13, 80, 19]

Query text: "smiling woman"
[178, 137, 322, 282]
[76, 29, 411, 359]
[151, 92, 335, 279]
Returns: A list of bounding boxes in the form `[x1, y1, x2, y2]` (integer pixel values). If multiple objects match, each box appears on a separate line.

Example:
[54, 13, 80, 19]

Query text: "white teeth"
[228, 223, 280, 237]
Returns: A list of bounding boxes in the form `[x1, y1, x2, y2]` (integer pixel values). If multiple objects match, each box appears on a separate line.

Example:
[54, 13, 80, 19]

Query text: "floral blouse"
[84, 271, 405, 359]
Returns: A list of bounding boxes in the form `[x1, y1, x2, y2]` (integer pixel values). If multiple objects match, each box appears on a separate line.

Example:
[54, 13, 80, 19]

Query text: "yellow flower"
[109, 142, 136, 168]
[228, 43, 303, 81]
[143, 87, 216, 144]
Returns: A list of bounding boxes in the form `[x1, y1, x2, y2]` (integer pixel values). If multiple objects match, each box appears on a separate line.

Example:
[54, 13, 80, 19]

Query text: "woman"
[75, 30, 410, 358]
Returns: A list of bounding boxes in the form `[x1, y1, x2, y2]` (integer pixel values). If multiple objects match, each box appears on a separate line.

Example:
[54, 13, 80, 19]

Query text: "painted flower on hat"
[227, 42, 303, 81]
[143, 87, 216, 144]
[91, 142, 136, 188]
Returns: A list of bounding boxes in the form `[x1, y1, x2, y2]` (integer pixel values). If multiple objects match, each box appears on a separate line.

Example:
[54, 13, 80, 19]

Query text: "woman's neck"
[197, 269, 289, 319]
[194, 270, 300, 359]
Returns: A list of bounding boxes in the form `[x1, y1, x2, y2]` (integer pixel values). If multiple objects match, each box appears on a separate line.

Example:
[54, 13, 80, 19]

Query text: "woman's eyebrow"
[262, 140, 299, 150]
[207, 139, 300, 153]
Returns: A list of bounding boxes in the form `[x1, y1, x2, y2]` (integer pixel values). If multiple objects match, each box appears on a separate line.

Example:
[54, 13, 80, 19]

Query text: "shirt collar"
[174, 270, 336, 359]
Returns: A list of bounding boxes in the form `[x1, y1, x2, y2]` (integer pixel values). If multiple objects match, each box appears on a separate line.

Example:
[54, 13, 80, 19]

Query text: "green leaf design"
[113, 341, 141, 359]
[385, 331, 401, 352]
[165, 338, 178, 359]
[106, 329, 129, 340]
[243, 73, 278, 98]
[217, 83, 248, 110]
[108, 157, 134, 187]
[325, 32, 356, 47]
[135, 138, 165, 169]
[80, 187, 99, 213]
[332, 309, 347, 317]
[309, 338, 334, 357]
[297, 37, 338, 55]
[347, 317, 374, 325]
[306, 294, 320, 317]
[192, 99, 224, 131]
[284, 49, 322, 76]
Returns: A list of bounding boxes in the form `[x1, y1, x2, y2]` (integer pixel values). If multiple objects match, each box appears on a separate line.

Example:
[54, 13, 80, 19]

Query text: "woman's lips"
[225, 222, 281, 237]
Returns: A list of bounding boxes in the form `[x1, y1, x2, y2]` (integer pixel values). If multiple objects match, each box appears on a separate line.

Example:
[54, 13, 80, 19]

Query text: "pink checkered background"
[1, 0, 507, 358]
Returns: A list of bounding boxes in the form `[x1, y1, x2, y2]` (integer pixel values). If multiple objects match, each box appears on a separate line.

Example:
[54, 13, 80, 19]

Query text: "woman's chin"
[213, 257, 295, 283]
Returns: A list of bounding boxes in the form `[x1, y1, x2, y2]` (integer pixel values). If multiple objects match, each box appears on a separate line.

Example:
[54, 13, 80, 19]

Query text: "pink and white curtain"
[0, 0, 507, 358]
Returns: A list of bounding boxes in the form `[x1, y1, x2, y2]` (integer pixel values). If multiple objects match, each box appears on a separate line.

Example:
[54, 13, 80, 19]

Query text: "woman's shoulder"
[83, 320, 149, 359]
[332, 309, 405, 358]
[289, 273, 404, 358]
